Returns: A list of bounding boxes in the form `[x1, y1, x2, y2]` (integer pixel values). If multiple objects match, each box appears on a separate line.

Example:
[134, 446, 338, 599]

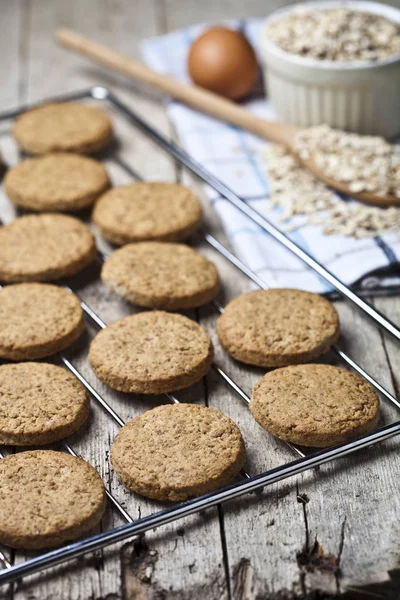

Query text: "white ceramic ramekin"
[259, 1, 400, 137]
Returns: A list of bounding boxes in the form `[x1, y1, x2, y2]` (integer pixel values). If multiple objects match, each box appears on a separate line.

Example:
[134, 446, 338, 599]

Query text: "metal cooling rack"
[1, 86, 400, 586]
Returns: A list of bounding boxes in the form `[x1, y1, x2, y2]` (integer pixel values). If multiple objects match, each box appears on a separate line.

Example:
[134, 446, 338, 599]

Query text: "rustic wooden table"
[2, 1, 400, 598]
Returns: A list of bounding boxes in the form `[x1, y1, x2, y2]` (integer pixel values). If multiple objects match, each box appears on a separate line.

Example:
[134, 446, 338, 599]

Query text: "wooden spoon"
[56, 28, 398, 207]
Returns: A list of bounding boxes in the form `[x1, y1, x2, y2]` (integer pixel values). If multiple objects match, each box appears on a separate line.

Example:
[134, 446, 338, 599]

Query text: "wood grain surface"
[1, 1, 400, 599]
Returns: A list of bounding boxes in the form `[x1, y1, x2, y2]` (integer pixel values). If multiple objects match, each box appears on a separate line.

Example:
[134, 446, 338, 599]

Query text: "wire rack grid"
[0, 87, 400, 585]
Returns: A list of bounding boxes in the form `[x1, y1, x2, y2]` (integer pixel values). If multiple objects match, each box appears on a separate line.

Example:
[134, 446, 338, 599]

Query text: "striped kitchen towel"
[141, 20, 400, 294]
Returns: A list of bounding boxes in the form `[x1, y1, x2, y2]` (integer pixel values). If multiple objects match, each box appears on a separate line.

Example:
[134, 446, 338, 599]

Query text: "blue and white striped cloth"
[141, 20, 400, 294]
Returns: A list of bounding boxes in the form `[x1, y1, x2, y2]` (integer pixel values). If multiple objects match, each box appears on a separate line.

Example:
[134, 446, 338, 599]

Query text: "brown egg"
[188, 27, 259, 101]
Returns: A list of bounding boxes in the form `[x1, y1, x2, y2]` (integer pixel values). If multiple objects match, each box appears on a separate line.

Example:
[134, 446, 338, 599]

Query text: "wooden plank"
[0, 0, 23, 109]
[293, 301, 400, 597]
[0, 2, 25, 596]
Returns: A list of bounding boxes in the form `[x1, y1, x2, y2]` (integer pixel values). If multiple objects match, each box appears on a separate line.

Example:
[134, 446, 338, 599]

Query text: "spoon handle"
[56, 28, 299, 147]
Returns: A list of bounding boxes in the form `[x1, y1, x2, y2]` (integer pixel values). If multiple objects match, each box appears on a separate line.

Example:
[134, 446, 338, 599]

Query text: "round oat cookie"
[102, 242, 220, 310]
[5, 153, 110, 212]
[0, 283, 84, 360]
[217, 289, 339, 367]
[250, 364, 379, 447]
[92, 182, 203, 245]
[0, 450, 106, 549]
[89, 311, 213, 394]
[111, 403, 246, 501]
[13, 102, 112, 155]
[0, 363, 89, 445]
[0, 214, 96, 282]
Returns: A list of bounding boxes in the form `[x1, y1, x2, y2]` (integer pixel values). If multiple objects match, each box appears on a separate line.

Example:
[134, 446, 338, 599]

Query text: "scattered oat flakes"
[294, 125, 400, 198]
[265, 8, 400, 62]
[264, 143, 400, 238]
